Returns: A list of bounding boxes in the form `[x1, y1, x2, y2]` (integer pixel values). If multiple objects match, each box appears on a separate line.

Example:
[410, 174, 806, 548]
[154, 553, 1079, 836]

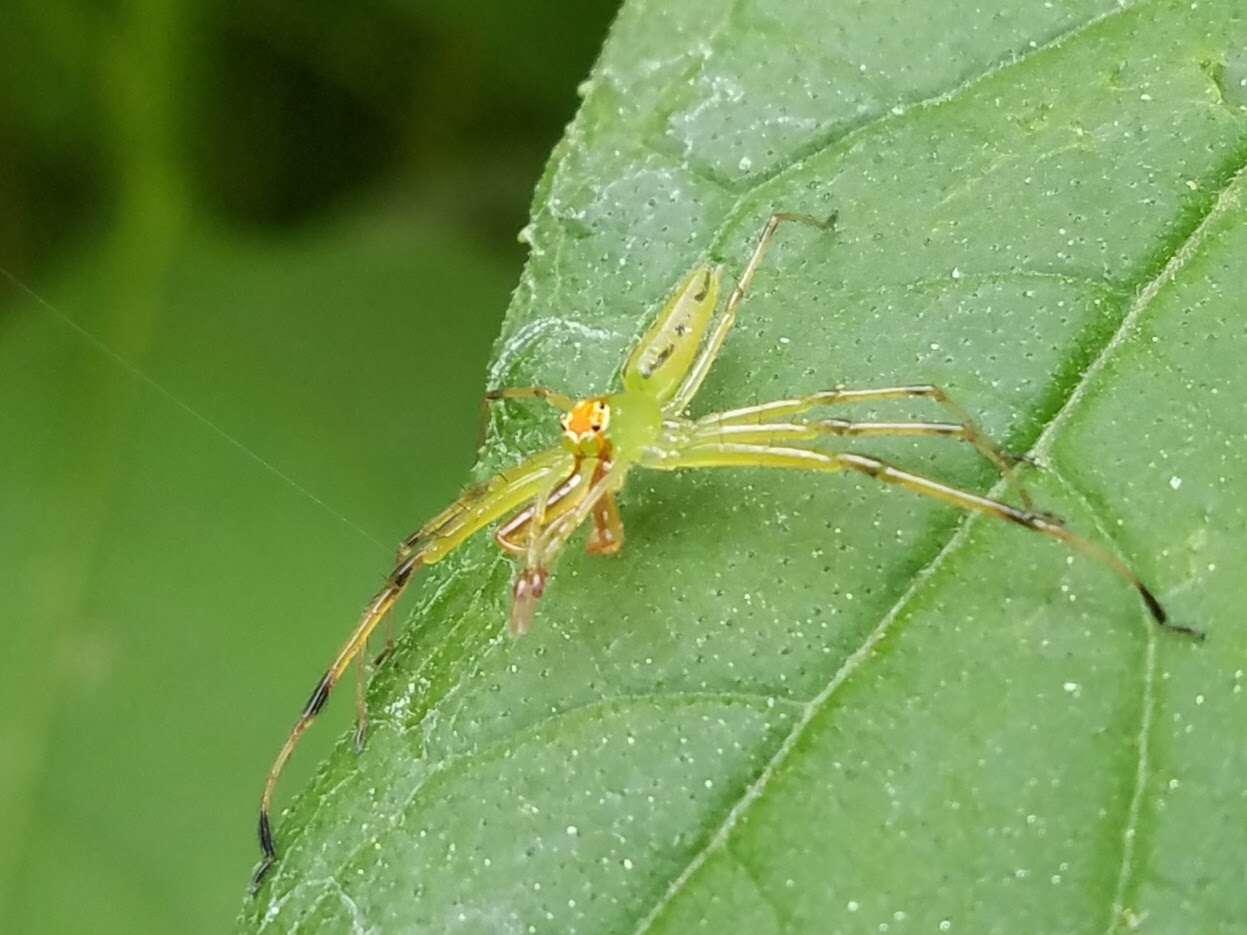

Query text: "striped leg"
[509, 457, 601, 635]
[697, 384, 1038, 510]
[643, 442, 1200, 640]
[252, 554, 420, 891]
[511, 462, 623, 635]
[251, 449, 573, 891]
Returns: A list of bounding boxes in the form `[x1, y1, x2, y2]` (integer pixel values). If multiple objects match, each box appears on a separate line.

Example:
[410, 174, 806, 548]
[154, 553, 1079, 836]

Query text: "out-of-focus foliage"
[0, 1, 617, 932]
[243, 0, 1247, 932]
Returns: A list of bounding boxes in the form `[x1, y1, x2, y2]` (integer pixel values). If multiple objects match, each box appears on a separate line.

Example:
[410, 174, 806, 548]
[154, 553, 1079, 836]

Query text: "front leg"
[508, 457, 597, 635]
[510, 461, 621, 635]
[586, 459, 624, 555]
[586, 490, 624, 556]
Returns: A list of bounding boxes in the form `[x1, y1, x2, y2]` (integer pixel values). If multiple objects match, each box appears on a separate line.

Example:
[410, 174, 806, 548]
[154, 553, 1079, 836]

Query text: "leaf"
[241, 1, 1247, 931]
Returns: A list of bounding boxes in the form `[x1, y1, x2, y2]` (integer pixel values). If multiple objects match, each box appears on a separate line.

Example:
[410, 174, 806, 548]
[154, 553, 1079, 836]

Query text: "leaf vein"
[706, 0, 1154, 208]
[1087, 152, 1247, 935]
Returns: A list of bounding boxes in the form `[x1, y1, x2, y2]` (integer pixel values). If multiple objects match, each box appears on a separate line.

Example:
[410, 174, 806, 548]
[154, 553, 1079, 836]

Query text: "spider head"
[561, 398, 611, 456]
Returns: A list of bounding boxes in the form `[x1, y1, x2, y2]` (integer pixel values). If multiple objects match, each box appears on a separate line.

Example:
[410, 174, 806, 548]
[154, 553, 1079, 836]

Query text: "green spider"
[251, 211, 1200, 890]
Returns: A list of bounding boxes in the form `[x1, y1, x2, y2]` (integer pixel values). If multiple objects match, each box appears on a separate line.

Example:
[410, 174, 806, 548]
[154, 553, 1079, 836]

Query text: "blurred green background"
[0, 1, 618, 931]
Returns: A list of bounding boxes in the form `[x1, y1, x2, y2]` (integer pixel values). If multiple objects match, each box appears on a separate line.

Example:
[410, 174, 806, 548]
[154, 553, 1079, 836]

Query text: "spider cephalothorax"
[250, 210, 1200, 892]
[561, 398, 611, 455]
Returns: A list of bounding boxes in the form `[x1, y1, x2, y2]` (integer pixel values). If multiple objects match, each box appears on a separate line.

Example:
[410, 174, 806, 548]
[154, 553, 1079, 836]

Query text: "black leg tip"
[1167, 621, 1207, 642]
[248, 855, 275, 895]
[1138, 585, 1205, 642]
[250, 812, 277, 894]
[1138, 584, 1167, 625]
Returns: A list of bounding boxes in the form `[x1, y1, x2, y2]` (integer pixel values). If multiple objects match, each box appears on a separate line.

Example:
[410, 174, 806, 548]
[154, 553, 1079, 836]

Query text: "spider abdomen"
[621, 262, 721, 405]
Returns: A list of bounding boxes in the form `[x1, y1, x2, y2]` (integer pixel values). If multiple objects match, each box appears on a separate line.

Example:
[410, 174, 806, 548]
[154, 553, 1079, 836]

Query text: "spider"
[250, 210, 1202, 890]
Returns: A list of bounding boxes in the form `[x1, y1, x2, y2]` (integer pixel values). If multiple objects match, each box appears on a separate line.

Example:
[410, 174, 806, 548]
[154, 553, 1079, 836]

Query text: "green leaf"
[242, 1, 1247, 930]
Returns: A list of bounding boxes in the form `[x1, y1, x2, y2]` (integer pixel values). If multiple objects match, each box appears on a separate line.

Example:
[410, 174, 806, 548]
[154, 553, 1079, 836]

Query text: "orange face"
[561, 398, 611, 456]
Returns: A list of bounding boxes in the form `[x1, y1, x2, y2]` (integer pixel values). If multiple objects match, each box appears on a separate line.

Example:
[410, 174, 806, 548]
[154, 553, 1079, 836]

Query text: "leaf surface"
[243, 1, 1247, 931]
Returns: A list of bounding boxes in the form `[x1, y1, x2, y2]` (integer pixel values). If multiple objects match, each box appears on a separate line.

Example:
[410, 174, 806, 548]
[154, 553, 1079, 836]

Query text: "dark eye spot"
[590, 423, 602, 432]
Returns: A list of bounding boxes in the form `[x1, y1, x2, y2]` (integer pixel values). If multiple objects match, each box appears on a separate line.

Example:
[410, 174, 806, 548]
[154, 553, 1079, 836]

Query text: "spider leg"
[476, 387, 574, 460]
[509, 457, 603, 635]
[371, 612, 398, 667]
[379, 534, 425, 653]
[483, 385, 576, 410]
[398, 448, 570, 560]
[687, 417, 1039, 511]
[353, 644, 369, 753]
[586, 486, 624, 556]
[698, 384, 1037, 510]
[496, 460, 623, 559]
[511, 478, 559, 636]
[643, 442, 1201, 640]
[510, 460, 622, 635]
[667, 211, 836, 414]
[252, 447, 573, 892]
[494, 461, 591, 555]
[252, 553, 420, 891]
[692, 418, 972, 446]
[359, 612, 403, 754]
